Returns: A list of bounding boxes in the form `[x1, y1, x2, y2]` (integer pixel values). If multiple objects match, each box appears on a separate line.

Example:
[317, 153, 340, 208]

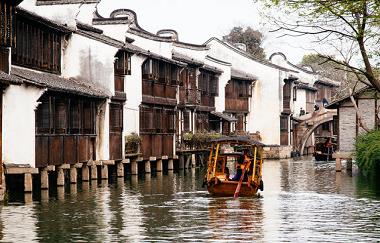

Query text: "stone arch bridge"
[294, 108, 337, 155]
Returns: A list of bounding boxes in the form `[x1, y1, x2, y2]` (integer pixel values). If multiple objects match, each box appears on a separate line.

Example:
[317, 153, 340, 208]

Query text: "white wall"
[293, 89, 306, 117]
[19, 0, 97, 27]
[207, 39, 288, 145]
[3, 84, 45, 167]
[63, 34, 117, 94]
[124, 55, 145, 135]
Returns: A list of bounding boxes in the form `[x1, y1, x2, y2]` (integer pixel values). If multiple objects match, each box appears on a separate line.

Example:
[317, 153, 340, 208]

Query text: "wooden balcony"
[225, 98, 249, 112]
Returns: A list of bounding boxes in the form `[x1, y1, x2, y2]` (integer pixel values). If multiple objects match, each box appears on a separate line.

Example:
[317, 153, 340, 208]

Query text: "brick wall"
[339, 104, 356, 152]
[358, 99, 376, 134]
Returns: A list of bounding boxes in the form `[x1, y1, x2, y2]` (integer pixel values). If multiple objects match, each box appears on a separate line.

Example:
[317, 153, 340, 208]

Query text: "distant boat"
[203, 136, 264, 197]
[313, 136, 337, 161]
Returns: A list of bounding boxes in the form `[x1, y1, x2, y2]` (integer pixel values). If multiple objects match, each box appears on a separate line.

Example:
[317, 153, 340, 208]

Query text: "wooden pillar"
[145, 161, 151, 174]
[40, 169, 49, 190]
[70, 166, 77, 184]
[101, 165, 108, 180]
[91, 165, 98, 180]
[346, 159, 352, 171]
[168, 159, 174, 170]
[117, 162, 124, 177]
[57, 168, 65, 186]
[82, 165, 89, 181]
[179, 155, 184, 170]
[131, 159, 138, 175]
[157, 159, 163, 172]
[24, 173, 33, 192]
[335, 158, 342, 172]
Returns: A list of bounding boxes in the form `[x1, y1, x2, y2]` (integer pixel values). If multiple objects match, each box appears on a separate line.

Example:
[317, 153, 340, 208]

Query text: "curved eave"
[204, 37, 295, 72]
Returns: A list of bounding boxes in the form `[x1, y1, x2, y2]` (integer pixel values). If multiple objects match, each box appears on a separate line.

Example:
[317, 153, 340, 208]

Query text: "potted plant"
[125, 133, 141, 154]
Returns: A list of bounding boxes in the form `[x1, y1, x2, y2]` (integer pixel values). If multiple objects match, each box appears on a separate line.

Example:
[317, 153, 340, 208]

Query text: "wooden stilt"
[131, 159, 138, 175]
[101, 165, 108, 180]
[91, 165, 98, 180]
[57, 168, 65, 187]
[157, 159, 163, 172]
[168, 159, 174, 170]
[117, 162, 124, 177]
[40, 169, 49, 190]
[336, 158, 342, 172]
[145, 161, 151, 174]
[82, 165, 89, 181]
[70, 166, 77, 184]
[24, 173, 33, 192]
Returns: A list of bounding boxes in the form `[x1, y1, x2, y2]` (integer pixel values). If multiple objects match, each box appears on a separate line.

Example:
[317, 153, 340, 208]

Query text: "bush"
[125, 133, 141, 153]
[182, 132, 222, 149]
[355, 130, 380, 175]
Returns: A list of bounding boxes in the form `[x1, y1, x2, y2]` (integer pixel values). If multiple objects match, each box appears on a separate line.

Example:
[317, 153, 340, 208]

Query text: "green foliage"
[125, 133, 141, 153]
[183, 132, 222, 149]
[223, 26, 266, 60]
[257, 0, 380, 92]
[355, 130, 380, 175]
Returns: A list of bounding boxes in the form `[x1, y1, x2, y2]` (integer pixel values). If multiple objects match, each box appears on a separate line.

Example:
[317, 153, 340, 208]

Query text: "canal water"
[1, 158, 380, 242]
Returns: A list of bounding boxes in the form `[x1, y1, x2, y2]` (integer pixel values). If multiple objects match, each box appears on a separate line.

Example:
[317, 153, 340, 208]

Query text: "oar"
[234, 158, 249, 198]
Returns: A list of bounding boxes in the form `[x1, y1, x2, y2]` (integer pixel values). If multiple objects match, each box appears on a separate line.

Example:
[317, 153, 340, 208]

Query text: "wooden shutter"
[69, 99, 80, 134]
[82, 101, 94, 134]
[54, 98, 67, 134]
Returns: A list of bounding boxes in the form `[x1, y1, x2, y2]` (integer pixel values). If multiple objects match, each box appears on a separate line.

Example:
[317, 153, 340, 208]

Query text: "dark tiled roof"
[172, 51, 204, 66]
[36, 0, 100, 5]
[315, 78, 340, 87]
[210, 111, 238, 122]
[231, 68, 257, 81]
[11, 67, 110, 98]
[0, 71, 24, 85]
[147, 52, 186, 67]
[326, 86, 372, 109]
[296, 83, 318, 91]
[77, 21, 103, 34]
[201, 64, 223, 74]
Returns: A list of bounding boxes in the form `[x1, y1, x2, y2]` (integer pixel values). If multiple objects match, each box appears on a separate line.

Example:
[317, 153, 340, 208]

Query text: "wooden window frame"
[12, 15, 62, 74]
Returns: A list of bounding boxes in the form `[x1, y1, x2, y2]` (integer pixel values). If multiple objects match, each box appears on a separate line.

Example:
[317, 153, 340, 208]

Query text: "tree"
[259, 0, 380, 92]
[223, 26, 266, 60]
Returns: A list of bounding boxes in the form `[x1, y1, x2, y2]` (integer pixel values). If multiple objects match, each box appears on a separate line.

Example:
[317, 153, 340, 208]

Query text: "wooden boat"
[313, 136, 337, 161]
[204, 136, 264, 197]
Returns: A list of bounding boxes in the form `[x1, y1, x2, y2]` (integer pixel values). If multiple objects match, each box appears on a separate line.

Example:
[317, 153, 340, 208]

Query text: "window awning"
[210, 111, 238, 122]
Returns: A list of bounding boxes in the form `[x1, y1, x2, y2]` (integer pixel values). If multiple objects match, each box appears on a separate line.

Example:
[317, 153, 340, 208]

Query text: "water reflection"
[0, 158, 380, 242]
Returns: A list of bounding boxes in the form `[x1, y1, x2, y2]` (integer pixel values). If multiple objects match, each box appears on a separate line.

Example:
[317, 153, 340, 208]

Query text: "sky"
[97, 0, 315, 64]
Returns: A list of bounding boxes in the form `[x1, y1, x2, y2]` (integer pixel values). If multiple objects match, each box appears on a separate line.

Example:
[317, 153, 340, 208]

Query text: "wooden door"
[109, 102, 123, 160]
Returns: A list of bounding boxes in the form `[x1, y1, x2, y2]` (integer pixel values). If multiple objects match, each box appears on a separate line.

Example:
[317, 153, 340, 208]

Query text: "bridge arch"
[298, 117, 334, 155]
